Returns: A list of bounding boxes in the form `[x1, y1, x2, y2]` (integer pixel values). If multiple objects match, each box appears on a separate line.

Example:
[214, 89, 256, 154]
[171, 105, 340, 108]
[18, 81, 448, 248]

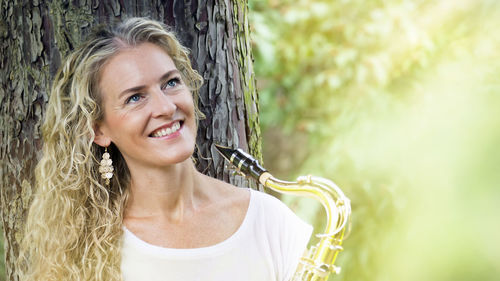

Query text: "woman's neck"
[123, 159, 209, 223]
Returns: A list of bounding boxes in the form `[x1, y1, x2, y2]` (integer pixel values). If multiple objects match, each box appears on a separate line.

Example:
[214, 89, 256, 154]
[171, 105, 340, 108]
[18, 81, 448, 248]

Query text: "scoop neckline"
[122, 188, 255, 258]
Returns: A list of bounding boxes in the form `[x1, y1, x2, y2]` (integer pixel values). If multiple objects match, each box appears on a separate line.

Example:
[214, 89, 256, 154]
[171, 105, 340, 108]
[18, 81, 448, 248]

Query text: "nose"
[150, 87, 176, 118]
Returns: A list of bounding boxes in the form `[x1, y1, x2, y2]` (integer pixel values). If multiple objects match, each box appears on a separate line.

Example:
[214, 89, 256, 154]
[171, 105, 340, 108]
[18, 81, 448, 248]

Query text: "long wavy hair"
[18, 18, 203, 281]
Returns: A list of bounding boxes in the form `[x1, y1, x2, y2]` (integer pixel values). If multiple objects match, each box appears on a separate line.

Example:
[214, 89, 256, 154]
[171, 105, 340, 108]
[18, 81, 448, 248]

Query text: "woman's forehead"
[99, 43, 177, 97]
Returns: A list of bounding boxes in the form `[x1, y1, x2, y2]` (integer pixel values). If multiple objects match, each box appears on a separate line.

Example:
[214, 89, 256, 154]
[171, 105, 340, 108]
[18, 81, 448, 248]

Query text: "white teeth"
[152, 122, 181, 137]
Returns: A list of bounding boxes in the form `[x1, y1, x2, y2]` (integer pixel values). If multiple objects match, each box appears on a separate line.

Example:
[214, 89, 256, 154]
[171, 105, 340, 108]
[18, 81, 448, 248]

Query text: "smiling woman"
[17, 18, 312, 281]
[95, 43, 198, 170]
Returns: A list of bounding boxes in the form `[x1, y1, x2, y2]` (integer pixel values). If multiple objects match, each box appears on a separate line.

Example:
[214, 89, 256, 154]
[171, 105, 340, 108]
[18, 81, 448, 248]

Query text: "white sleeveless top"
[121, 189, 313, 281]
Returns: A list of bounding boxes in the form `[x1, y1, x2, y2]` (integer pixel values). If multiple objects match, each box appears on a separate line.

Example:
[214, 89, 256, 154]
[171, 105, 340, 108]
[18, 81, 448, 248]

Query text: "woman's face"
[94, 42, 197, 170]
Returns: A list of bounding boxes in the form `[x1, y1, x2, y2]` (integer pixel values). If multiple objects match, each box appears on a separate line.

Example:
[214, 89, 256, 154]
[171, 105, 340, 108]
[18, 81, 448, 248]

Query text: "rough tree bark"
[0, 1, 261, 280]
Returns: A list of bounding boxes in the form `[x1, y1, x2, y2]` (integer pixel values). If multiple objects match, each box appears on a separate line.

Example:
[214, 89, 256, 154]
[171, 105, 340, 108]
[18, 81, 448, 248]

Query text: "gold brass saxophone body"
[215, 145, 351, 281]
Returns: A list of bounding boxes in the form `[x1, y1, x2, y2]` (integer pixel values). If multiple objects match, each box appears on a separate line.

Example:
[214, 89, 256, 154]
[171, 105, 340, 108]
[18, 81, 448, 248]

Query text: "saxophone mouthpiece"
[214, 144, 235, 163]
[214, 144, 267, 180]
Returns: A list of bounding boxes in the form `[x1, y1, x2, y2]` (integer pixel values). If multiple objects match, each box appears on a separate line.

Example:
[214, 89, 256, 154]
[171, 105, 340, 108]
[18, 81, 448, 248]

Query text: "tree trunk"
[0, 1, 261, 280]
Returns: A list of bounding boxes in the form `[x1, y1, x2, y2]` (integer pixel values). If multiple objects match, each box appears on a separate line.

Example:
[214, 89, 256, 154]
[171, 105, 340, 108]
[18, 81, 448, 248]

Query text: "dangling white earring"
[99, 147, 114, 185]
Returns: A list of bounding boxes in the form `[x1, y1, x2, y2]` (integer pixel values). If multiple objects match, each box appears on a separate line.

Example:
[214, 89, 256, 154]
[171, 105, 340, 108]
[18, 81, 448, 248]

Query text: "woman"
[19, 17, 312, 281]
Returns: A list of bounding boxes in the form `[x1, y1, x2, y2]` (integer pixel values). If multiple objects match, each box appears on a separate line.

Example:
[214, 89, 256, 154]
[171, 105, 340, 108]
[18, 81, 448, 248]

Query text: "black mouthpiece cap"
[214, 144, 267, 180]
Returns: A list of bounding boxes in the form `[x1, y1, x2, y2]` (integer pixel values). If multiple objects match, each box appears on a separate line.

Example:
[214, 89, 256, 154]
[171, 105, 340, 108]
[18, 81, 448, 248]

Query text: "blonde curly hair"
[18, 17, 203, 281]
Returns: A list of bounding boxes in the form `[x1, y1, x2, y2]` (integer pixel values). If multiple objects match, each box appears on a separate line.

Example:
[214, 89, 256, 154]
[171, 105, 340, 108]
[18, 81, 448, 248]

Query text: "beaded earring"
[99, 147, 114, 185]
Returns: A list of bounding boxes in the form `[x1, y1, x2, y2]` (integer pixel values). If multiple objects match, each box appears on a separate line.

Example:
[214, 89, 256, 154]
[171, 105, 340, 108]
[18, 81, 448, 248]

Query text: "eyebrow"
[118, 69, 181, 99]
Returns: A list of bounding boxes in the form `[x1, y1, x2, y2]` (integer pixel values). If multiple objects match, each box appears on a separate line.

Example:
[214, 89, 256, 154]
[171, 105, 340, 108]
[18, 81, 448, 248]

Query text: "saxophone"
[215, 145, 351, 281]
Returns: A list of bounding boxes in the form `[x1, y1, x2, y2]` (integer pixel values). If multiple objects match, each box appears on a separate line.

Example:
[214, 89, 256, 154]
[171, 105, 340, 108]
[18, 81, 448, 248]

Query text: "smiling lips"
[150, 121, 182, 138]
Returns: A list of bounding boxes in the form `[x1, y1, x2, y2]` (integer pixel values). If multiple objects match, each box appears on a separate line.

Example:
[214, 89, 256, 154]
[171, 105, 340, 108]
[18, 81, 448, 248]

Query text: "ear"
[93, 122, 112, 147]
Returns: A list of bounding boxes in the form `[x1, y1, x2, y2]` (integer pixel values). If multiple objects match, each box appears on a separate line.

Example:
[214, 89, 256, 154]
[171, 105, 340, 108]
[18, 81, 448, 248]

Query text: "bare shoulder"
[199, 173, 250, 209]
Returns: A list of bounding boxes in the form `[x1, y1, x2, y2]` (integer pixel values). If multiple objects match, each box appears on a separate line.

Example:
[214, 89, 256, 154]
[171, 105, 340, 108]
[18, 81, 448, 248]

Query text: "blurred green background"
[250, 0, 500, 280]
[2, 1, 499, 280]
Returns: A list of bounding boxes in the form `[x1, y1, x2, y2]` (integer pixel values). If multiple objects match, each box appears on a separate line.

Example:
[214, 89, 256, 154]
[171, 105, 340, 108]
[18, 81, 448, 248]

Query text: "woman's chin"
[160, 146, 196, 166]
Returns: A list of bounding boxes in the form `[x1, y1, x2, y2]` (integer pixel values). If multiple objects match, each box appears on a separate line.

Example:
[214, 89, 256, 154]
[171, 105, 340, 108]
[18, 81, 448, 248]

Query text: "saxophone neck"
[258, 171, 273, 186]
[215, 144, 352, 281]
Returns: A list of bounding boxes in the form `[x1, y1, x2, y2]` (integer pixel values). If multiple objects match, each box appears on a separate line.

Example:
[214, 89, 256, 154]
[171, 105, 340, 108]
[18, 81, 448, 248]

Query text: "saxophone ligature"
[215, 145, 351, 281]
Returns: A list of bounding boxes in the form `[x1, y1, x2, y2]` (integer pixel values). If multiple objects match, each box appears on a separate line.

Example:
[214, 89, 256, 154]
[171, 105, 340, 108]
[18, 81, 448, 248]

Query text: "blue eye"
[163, 77, 181, 89]
[126, 94, 141, 104]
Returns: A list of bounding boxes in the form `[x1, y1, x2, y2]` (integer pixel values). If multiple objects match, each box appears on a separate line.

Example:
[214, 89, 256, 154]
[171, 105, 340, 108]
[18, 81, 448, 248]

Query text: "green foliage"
[253, 0, 432, 134]
[251, 0, 500, 280]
